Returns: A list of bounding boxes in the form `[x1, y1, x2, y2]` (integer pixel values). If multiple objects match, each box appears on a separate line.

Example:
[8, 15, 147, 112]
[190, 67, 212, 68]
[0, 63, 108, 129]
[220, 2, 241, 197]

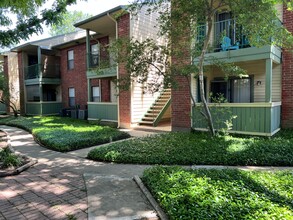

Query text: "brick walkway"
[0, 163, 87, 220]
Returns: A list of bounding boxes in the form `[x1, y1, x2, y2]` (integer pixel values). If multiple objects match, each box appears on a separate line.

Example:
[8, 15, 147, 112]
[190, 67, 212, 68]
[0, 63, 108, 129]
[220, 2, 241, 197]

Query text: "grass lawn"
[88, 131, 293, 166]
[142, 166, 293, 220]
[0, 116, 130, 152]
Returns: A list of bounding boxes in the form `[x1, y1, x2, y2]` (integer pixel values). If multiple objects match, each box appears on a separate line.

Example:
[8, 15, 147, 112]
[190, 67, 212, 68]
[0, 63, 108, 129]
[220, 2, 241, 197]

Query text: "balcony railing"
[24, 64, 40, 79]
[192, 102, 281, 136]
[88, 53, 110, 69]
[24, 64, 60, 80]
[87, 102, 118, 121]
[196, 19, 250, 52]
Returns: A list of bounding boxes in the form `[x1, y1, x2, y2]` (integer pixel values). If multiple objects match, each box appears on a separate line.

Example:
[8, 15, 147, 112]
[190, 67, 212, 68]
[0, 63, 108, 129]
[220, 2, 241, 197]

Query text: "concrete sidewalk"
[0, 125, 157, 220]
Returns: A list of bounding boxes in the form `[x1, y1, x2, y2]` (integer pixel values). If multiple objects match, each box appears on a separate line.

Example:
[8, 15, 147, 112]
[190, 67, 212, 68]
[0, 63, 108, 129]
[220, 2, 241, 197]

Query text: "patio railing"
[196, 19, 250, 52]
[24, 64, 60, 80]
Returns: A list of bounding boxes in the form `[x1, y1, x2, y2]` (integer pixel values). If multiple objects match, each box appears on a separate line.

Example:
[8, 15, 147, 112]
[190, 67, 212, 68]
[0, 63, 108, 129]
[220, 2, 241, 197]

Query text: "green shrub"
[0, 148, 22, 168]
[88, 131, 293, 166]
[0, 116, 130, 152]
[142, 166, 293, 220]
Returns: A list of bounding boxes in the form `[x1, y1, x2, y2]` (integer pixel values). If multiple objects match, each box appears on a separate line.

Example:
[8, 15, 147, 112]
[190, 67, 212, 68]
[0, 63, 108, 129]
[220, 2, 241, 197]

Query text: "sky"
[0, 0, 133, 51]
[30, 0, 132, 41]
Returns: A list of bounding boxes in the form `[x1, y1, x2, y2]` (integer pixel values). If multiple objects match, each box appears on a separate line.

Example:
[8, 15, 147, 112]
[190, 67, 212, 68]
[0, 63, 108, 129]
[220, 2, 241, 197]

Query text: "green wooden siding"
[0, 103, 6, 112]
[192, 103, 281, 135]
[26, 102, 62, 115]
[88, 103, 118, 121]
[194, 46, 281, 65]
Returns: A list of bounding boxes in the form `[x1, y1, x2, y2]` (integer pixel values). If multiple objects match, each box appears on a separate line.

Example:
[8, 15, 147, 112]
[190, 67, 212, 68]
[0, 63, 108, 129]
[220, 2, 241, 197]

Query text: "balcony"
[192, 102, 281, 136]
[26, 102, 62, 115]
[87, 53, 116, 79]
[194, 19, 282, 65]
[87, 102, 118, 121]
[24, 64, 61, 85]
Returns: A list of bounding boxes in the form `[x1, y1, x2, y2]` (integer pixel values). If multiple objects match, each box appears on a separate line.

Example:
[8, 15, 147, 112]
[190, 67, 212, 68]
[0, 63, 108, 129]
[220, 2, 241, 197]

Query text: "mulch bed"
[0, 131, 37, 177]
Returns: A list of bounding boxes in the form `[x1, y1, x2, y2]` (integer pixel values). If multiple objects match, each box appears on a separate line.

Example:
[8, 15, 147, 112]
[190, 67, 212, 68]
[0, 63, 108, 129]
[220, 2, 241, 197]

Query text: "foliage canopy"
[0, 0, 78, 47]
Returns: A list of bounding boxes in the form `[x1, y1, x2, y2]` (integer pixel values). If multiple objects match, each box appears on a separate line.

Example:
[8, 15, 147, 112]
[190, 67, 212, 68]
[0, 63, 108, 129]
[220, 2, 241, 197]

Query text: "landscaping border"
[0, 130, 38, 177]
[133, 175, 168, 220]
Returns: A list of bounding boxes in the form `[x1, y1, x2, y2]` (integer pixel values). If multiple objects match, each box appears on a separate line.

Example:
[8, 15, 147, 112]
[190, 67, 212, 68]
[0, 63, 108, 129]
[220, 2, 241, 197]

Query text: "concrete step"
[141, 117, 156, 121]
[139, 121, 154, 125]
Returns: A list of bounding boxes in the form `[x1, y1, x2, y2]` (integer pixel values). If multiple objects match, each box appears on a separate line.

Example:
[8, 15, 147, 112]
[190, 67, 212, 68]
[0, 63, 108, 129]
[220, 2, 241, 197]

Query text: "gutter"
[107, 12, 120, 128]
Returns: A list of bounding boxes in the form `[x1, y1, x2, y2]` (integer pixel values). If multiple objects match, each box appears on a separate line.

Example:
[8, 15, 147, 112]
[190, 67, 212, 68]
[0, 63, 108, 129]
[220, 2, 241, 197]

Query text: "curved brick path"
[0, 125, 153, 220]
[0, 165, 87, 220]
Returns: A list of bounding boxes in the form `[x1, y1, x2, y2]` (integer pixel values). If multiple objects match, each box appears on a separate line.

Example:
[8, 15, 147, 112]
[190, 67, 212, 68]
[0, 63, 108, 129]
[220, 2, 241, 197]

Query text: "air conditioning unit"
[70, 110, 78, 119]
[78, 110, 88, 120]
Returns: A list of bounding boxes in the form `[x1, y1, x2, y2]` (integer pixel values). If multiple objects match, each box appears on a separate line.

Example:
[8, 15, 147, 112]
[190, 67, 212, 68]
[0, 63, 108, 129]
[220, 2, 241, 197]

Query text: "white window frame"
[67, 50, 74, 70]
[68, 87, 75, 107]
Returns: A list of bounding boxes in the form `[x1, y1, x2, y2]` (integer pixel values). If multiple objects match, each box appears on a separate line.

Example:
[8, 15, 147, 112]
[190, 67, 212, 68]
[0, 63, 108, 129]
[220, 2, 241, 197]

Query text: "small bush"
[142, 166, 293, 220]
[0, 148, 22, 168]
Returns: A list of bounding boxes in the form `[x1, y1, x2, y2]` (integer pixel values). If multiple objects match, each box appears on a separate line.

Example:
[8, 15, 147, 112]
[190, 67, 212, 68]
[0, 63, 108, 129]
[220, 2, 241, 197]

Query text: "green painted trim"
[74, 5, 126, 28]
[87, 78, 91, 102]
[194, 46, 281, 65]
[86, 66, 117, 79]
[197, 102, 281, 108]
[87, 102, 118, 121]
[193, 128, 280, 137]
[88, 118, 118, 122]
[265, 59, 273, 102]
[153, 98, 171, 127]
[192, 102, 281, 135]
[25, 78, 61, 85]
[26, 102, 62, 115]
[0, 103, 6, 112]
[86, 29, 90, 70]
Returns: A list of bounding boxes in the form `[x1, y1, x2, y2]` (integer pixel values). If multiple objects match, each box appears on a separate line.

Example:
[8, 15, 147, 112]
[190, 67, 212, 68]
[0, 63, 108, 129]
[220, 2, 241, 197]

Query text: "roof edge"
[74, 5, 128, 28]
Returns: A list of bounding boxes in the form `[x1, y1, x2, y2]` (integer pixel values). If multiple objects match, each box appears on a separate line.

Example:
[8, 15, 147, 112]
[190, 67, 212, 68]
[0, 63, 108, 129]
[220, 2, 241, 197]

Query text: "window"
[92, 86, 100, 102]
[67, 50, 74, 70]
[210, 77, 252, 103]
[210, 80, 228, 101]
[230, 78, 251, 103]
[90, 44, 99, 67]
[68, 88, 75, 107]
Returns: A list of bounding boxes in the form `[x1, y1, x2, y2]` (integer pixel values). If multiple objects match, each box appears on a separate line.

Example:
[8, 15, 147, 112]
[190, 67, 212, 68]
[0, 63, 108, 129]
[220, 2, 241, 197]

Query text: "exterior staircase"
[139, 89, 171, 127]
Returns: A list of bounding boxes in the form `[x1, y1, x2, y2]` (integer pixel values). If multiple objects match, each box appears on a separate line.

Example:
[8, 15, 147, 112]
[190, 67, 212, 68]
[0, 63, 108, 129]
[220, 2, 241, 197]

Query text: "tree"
[49, 10, 92, 36]
[0, 0, 79, 48]
[112, 0, 293, 136]
[0, 72, 18, 117]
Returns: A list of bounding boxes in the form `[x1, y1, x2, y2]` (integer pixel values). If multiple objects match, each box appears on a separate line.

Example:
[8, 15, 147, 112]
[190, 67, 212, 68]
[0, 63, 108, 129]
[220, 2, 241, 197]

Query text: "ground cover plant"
[0, 116, 130, 152]
[142, 166, 293, 220]
[0, 147, 22, 168]
[88, 131, 293, 166]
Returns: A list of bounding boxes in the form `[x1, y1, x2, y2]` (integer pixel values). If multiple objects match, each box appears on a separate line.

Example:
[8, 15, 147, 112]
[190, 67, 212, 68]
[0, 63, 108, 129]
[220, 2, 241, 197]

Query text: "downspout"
[37, 46, 43, 115]
[107, 12, 120, 128]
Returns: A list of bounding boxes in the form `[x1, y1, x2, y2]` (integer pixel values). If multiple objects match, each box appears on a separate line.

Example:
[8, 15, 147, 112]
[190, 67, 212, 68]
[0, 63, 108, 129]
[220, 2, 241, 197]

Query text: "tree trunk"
[197, 16, 215, 136]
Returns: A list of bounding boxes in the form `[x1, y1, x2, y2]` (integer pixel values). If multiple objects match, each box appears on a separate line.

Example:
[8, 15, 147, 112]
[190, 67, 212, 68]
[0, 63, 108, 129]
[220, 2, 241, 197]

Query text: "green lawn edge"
[0, 116, 130, 152]
[87, 131, 293, 166]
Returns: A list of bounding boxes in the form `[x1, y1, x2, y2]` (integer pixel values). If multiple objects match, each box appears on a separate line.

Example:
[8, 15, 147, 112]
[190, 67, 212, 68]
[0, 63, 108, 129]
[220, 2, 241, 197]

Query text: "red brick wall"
[18, 52, 25, 115]
[117, 13, 131, 128]
[170, 4, 192, 131]
[89, 78, 111, 102]
[101, 79, 110, 102]
[60, 43, 87, 109]
[282, 7, 293, 128]
[171, 76, 191, 131]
